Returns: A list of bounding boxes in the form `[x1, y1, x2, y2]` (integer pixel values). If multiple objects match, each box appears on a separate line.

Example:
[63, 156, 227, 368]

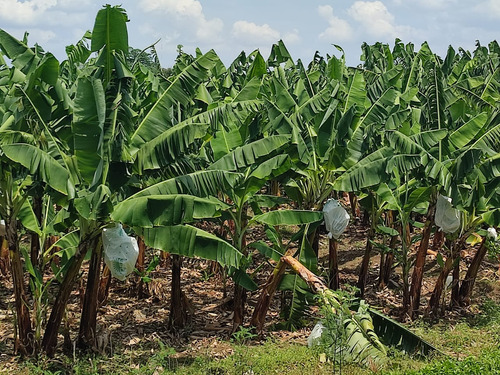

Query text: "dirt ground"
[1, 221, 499, 368]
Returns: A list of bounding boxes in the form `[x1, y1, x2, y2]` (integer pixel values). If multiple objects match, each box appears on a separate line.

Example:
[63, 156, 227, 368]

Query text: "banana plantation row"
[0, 5, 498, 361]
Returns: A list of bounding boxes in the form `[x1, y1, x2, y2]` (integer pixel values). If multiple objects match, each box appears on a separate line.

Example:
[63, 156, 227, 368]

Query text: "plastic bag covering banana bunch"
[102, 223, 139, 281]
[435, 194, 461, 234]
[487, 227, 498, 241]
[323, 199, 350, 239]
[307, 322, 326, 347]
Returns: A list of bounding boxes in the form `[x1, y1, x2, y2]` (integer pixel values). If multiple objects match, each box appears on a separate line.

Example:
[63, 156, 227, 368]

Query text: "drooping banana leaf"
[209, 135, 291, 171]
[137, 224, 243, 269]
[130, 170, 243, 198]
[333, 147, 392, 191]
[0, 29, 37, 73]
[368, 307, 439, 356]
[448, 112, 488, 149]
[252, 210, 324, 226]
[131, 50, 220, 148]
[134, 122, 209, 172]
[248, 240, 283, 262]
[229, 267, 258, 291]
[111, 194, 229, 227]
[2, 143, 74, 197]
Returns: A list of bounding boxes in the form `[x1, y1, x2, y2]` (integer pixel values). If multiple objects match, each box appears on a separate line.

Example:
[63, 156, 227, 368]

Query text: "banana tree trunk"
[458, 238, 487, 306]
[378, 231, 398, 290]
[250, 251, 291, 332]
[357, 224, 375, 297]
[432, 229, 445, 252]
[348, 192, 360, 219]
[47, 235, 60, 267]
[407, 203, 435, 319]
[168, 254, 186, 330]
[159, 249, 169, 266]
[270, 179, 280, 197]
[6, 218, 33, 355]
[136, 236, 146, 299]
[0, 237, 9, 275]
[97, 265, 111, 306]
[78, 238, 103, 350]
[329, 238, 340, 290]
[378, 211, 396, 290]
[450, 260, 461, 308]
[281, 256, 328, 294]
[232, 284, 247, 332]
[426, 239, 455, 317]
[42, 235, 95, 356]
[30, 196, 42, 271]
[232, 210, 248, 332]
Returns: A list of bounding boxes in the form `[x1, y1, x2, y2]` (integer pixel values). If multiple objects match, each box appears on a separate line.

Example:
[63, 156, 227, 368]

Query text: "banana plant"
[0, 166, 35, 354]
[0, 27, 77, 355]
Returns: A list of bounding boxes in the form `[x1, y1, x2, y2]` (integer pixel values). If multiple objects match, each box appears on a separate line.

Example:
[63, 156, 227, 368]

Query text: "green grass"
[9, 343, 500, 375]
[13, 341, 339, 375]
[384, 349, 500, 375]
[6, 300, 500, 375]
[410, 299, 500, 359]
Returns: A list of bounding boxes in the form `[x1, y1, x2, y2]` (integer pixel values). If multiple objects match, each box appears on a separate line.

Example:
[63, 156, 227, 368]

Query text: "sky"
[0, 0, 498, 67]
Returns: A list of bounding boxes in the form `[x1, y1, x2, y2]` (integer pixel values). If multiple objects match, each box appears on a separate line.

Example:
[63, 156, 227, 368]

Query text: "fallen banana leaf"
[368, 307, 440, 357]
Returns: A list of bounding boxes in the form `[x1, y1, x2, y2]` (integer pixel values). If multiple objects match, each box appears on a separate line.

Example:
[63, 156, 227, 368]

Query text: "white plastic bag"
[323, 199, 350, 239]
[102, 223, 139, 281]
[307, 322, 326, 347]
[487, 227, 497, 241]
[435, 195, 461, 234]
[0, 220, 6, 237]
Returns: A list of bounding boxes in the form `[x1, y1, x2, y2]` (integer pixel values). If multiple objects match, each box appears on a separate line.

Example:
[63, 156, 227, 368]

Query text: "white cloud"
[57, 0, 93, 10]
[475, 0, 500, 18]
[416, 0, 457, 10]
[231, 21, 280, 44]
[283, 29, 300, 44]
[348, 1, 396, 38]
[195, 18, 224, 42]
[347, 1, 412, 39]
[388, 0, 457, 9]
[0, 0, 57, 24]
[33, 29, 56, 44]
[139, 0, 223, 42]
[141, 0, 202, 16]
[231, 21, 300, 46]
[317, 5, 353, 42]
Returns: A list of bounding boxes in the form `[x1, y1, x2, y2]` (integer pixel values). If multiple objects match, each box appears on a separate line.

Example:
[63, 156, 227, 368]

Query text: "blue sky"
[0, 0, 498, 67]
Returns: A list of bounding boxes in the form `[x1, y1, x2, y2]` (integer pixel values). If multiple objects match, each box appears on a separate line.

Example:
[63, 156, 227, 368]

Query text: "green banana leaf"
[72, 75, 106, 185]
[130, 170, 243, 198]
[131, 50, 220, 147]
[134, 122, 209, 172]
[333, 147, 392, 191]
[138, 225, 243, 269]
[252, 210, 324, 226]
[111, 194, 229, 227]
[209, 135, 290, 171]
[2, 143, 74, 197]
[369, 307, 438, 356]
